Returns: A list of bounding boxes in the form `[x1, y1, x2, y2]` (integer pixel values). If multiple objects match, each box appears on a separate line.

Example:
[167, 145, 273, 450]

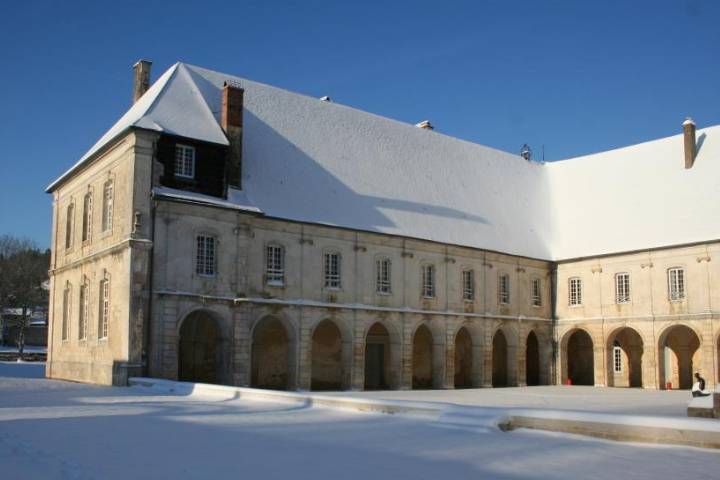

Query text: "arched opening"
[178, 310, 219, 384]
[659, 325, 700, 390]
[311, 320, 343, 390]
[526, 331, 540, 386]
[365, 323, 391, 390]
[251, 317, 291, 390]
[454, 327, 473, 388]
[566, 329, 594, 386]
[412, 324, 433, 389]
[492, 329, 508, 387]
[607, 327, 643, 388]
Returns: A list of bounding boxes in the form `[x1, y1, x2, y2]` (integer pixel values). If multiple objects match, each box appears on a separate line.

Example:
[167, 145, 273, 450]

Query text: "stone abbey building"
[46, 61, 720, 391]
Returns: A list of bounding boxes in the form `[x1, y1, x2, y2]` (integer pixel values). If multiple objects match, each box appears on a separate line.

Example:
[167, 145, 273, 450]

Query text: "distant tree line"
[0, 235, 50, 358]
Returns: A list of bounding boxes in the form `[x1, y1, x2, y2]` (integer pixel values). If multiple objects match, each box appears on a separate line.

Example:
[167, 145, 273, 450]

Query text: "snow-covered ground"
[1, 363, 718, 479]
[323, 385, 693, 417]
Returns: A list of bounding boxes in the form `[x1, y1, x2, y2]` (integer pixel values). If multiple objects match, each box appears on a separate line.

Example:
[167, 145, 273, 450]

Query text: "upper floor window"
[462, 270, 474, 301]
[569, 277, 582, 306]
[498, 273, 510, 305]
[102, 180, 114, 232]
[531, 277, 542, 307]
[62, 281, 72, 341]
[98, 273, 110, 340]
[174, 144, 196, 179]
[376, 258, 391, 294]
[613, 340, 622, 373]
[324, 252, 341, 289]
[615, 272, 630, 304]
[78, 277, 89, 340]
[81, 192, 93, 243]
[668, 267, 685, 301]
[421, 264, 435, 298]
[195, 235, 216, 276]
[266, 244, 285, 286]
[65, 203, 74, 249]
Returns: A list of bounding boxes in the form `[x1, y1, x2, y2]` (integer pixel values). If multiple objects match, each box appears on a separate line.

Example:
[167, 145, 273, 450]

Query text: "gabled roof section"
[47, 61, 720, 261]
[46, 63, 228, 192]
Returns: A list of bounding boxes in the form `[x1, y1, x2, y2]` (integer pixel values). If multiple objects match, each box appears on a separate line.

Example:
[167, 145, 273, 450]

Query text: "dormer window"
[174, 144, 195, 179]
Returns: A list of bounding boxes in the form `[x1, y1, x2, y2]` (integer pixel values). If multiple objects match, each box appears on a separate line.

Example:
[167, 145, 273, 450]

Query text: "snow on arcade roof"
[49, 62, 720, 261]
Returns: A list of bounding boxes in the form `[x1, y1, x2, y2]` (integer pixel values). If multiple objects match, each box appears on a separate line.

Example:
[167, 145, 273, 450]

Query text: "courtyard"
[1, 362, 719, 479]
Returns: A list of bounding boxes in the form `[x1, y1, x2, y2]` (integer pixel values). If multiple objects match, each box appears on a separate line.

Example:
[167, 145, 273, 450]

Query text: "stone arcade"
[45, 61, 720, 391]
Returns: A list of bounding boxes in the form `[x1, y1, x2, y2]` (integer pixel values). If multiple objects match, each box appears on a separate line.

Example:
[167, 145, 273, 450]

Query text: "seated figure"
[691, 372, 711, 398]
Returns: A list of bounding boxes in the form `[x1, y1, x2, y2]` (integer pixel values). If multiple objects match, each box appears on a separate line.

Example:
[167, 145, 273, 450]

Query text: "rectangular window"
[615, 272, 630, 304]
[196, 235, 216, 276]
[668, 267, 685, 301]
[421, 264, 435, 298]
[569, 277, 582, 306]
[532, 278, 542, 307]
[62, 283, 71, 341]
[498, 274, 510, 304]
[265, 245, 285, 286]
[65, 203, 74, 249]
[174, 144, 196, 178]
[324, 252, 341, 289]
[613, 345, 623, 373]
[82, 193, 93, 243]
[376, 258, 391, 294]
[462, 270, 474, 301]
[99, 277, 109, 340]
[78, 281, 88, 340]
[102, 181, 114, 232]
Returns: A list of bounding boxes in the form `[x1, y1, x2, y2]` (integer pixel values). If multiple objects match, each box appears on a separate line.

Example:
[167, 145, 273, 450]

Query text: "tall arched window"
[569, 277, 582, 306]
[78, 277, 89, 340]
[65, 202, 74, 249]
[98, 272, 110, 340]
[376, 258, 391, 294]
[421, 264, 435, 298]
[62, 281, 72, 341]
[102, 180, 114, 232]
[81, 192, 93, 243]
[498, 273, 510, 304]
[265, 244, 285, 286]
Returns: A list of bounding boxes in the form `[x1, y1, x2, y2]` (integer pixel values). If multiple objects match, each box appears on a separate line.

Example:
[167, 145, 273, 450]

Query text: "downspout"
[550, 264, 558, 385]
[143, 138, 158, 377]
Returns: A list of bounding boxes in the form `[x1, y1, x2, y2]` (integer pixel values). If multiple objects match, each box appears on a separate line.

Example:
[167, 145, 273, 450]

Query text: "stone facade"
[46, 125, 720, 391]
[47, 130, 156, 385]
[556, 243, 720, 390]
[148, 198, 554, 390]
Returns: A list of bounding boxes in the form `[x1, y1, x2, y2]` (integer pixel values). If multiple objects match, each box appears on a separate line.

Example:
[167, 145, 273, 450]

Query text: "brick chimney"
[683, 117, 696, 169]
[132, 60, 152, 104]
[222, 81, 244, 189]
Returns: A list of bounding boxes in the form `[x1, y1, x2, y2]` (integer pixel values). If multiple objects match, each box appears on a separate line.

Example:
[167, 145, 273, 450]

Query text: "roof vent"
[415, 120, 434, 130]
[683, 117, 696, 169]
[520, 143, 532, 161]
[320, 96, 332, 102]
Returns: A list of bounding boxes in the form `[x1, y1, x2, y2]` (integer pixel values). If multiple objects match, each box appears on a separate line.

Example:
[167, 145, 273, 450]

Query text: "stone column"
[641, 345, 658, 389]
[517, 330, 527, 387]
[400, 318, 414, 389]
[351, 320, 366, 390]
[482, 322, 494, 387]
[232, 305, 252, 387]
[296, 316, 312, 391]
[594, 344, 606, 387]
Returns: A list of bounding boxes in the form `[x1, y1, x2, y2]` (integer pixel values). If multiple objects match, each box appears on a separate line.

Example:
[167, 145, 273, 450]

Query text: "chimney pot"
[415, 120, 434, 130]
[683, 117, 697, 169]
[222, 81, 244, 189]
[132, 60, 152, 104]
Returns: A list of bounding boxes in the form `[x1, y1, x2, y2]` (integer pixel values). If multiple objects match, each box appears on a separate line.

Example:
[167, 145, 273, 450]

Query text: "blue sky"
[1, 0, 718, 249]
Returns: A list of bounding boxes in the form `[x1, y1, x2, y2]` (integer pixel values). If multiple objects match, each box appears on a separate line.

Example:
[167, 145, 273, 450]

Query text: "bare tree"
[0, 235, 50, 359]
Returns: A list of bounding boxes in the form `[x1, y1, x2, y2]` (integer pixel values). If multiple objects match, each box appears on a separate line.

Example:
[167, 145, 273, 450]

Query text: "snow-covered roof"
[49, 62, 720, 261]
